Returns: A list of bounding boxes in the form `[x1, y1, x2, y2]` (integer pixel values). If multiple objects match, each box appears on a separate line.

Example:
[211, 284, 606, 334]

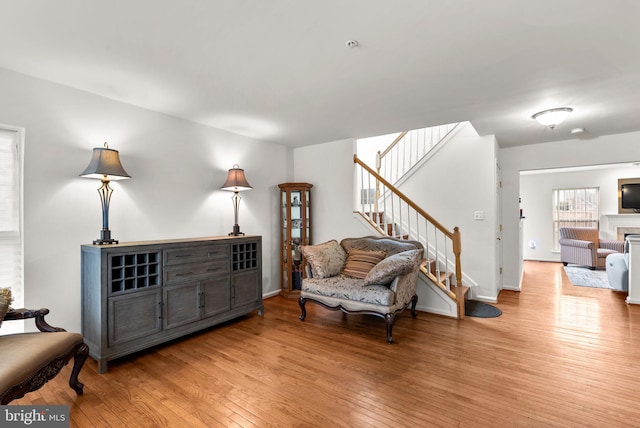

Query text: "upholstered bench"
[0, 305, 89, 404]
[298, 236, 424, 343]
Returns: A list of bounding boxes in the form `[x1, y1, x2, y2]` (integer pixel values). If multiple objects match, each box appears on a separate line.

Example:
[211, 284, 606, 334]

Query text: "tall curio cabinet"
[279, 183, 312, 298]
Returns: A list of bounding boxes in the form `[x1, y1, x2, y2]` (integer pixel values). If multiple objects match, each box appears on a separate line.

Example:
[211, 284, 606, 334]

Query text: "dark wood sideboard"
[81, 235, 263, 373]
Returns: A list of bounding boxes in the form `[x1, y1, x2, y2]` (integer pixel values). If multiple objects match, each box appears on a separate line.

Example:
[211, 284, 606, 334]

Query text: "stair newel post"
[452, 226, 462, 286]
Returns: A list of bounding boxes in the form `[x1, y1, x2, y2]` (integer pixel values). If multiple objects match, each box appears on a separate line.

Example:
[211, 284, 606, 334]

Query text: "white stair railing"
[377, 122, 460, 184]
[355, 155, 462, 296]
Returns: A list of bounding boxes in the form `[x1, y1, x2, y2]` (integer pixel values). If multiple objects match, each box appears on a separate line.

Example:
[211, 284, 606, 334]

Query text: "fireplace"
[618, 227, 640, 240]
[602, 214, 640, 240]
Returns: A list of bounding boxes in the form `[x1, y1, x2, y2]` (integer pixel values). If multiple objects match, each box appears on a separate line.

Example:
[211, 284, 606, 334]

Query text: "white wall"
[0, 67, 290, 332]
[293, 138, 371, 244]
[500, 131, 640, 290]
[396, 123, 499, 301]
[521, 165, 640, 261]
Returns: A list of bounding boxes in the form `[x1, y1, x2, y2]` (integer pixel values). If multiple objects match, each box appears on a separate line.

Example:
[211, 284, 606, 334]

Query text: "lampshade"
[80, 143, 131, 180]
[531, 107, 573, 129]
[221, 164, 252, 192]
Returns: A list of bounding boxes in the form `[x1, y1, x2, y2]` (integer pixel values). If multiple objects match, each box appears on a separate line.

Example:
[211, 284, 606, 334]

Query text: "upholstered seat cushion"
[302, 276, 395, 306]
[598, 248, 619, 259]
[0, 332, 84, 395]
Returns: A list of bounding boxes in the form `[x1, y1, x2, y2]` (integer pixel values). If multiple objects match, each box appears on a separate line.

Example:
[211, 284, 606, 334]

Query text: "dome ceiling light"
[531, 107, 573, 129]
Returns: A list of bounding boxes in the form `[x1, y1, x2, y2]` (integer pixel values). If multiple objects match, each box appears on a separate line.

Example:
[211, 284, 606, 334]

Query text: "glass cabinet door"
[278, 183, 313, 298]
[281, 190, 289, 293]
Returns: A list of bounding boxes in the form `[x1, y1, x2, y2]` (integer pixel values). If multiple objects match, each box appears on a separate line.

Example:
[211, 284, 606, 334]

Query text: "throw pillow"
[363, 249, 422, 286]
[341, 249, 387, 279]
[299, 240, 347, 279]
[0, 287, 13, 328]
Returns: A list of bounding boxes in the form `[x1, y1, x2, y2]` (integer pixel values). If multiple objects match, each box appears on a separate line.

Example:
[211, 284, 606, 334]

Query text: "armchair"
[0, 307, 89, 404]
[559, 227, 624, 270]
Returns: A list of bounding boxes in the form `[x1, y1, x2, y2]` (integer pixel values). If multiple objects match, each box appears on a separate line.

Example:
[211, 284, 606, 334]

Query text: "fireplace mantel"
[601, 214, 640, 240]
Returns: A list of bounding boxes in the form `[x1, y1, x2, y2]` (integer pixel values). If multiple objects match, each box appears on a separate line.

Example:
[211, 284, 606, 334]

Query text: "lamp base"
[228, 224, 245, 236]
[93, 238, 119, 245]
[93, 229, 119, 245]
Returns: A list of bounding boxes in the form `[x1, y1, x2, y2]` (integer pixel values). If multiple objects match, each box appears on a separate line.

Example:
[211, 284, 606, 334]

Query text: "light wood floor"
[14, 261, 640, 427]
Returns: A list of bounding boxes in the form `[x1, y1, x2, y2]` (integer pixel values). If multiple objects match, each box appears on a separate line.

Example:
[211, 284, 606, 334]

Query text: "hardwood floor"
[14, 261, 640, 427]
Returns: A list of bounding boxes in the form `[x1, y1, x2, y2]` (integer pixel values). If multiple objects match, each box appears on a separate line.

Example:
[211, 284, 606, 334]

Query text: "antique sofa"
[0, 288, 89, 404]
[298, 236, 424, 343]
[559, 227, 624, 269]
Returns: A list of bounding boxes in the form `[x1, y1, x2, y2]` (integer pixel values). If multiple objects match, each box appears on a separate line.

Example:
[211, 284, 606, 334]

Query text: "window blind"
[0, 127, 23, 317]
[552, 187, 599, 251]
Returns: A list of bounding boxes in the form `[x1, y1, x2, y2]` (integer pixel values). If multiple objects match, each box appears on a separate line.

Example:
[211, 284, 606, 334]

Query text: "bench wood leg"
[69, 343, 89, 395]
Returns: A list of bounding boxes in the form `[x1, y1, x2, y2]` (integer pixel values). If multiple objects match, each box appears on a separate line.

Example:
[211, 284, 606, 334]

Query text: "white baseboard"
[263, 290, 281, 299]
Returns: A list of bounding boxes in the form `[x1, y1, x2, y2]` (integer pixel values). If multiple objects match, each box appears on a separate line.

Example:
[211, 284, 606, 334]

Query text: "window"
[552, 187, 599, 251]
[0, 126, 23, 329]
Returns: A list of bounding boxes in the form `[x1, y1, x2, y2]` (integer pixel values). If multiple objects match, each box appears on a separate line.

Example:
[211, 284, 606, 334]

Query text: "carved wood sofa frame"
[298, 236, 424, 344]
[299, 293, 418, 344]
[0, 308, 89, 404]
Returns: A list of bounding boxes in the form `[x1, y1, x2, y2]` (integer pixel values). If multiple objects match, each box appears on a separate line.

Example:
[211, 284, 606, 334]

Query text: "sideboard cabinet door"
[108, 289, 162, 346]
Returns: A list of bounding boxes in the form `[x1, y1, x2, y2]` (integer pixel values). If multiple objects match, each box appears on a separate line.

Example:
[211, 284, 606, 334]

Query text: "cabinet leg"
[98, 358, 108, 374]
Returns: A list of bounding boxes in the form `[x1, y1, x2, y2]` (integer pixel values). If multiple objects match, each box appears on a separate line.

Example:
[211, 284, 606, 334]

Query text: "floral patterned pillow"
[299, 240, 347, 279]
[363, 249, 422, 286]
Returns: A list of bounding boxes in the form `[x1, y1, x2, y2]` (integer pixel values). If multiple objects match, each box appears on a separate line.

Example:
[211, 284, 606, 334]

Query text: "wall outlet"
[474, 211, 484, 220]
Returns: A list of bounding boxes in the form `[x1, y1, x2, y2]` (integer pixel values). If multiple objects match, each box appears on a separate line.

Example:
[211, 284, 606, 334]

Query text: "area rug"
[465, 300, 502, 318]
[563, 266, 611, 289]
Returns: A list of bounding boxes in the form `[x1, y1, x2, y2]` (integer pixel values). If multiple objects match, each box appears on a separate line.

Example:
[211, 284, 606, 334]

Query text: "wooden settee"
[298, 236, 424, 343]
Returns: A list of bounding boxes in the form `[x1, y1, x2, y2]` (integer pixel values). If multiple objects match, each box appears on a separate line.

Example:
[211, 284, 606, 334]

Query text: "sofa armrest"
[600, 239, 624, 253]
[559, 238, 594, 249]
[390, 270, 420, 307]
[3, 308, 65, 333]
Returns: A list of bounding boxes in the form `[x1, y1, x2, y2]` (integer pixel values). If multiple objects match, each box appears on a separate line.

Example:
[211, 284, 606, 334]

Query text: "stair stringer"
[415, 272, 458, 318]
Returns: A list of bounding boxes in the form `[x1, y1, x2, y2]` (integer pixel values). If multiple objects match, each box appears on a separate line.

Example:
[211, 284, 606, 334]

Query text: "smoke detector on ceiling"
[346, 40, 359, 48]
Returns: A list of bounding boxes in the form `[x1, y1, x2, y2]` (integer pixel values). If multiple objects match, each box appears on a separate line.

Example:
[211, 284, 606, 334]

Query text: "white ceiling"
[2, 0, 640, 148]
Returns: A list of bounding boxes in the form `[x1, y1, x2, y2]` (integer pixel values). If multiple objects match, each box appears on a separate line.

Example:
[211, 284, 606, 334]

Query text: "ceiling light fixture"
[531, 107, 573, 129]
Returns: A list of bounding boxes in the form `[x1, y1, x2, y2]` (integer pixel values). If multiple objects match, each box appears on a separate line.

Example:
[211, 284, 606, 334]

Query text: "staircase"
[354, 123, 469, 319]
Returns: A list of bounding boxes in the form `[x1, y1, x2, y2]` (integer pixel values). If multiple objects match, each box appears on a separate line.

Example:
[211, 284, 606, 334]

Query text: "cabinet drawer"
[164, 244, 229, 266]
[164, 258, 229, 285]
